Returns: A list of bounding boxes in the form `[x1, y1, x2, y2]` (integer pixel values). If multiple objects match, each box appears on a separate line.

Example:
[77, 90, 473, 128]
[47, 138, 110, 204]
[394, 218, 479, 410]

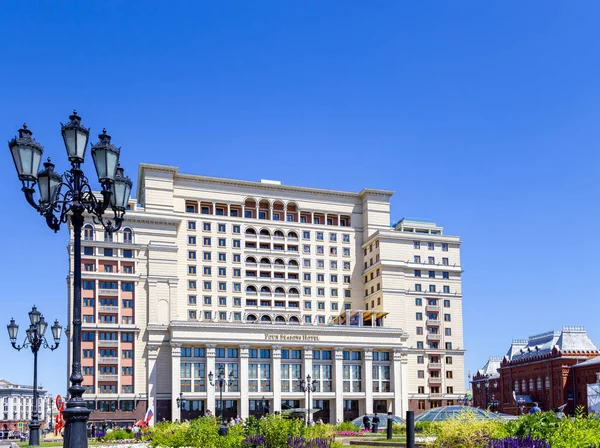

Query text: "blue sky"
[1, 1, 599, 397]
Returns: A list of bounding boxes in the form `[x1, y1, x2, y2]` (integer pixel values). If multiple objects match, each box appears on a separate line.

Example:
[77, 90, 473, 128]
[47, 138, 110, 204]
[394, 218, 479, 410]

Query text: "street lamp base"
[28, 422, 40, 446]
[62, 404, 91, 448]
[218, 424, 228, 437]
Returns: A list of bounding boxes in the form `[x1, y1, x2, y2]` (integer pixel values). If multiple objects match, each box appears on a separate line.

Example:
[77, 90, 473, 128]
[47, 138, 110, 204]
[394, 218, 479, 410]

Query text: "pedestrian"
[372, 414, 380, 433]
[362, 414, 371, 431]
[529, 402, 541, 414]
[91, 424, 96, 437]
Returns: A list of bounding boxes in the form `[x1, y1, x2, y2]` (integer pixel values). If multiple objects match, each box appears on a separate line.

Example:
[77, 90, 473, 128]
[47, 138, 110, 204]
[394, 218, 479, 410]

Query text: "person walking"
[362, 414, 371, 431]
[372, 414, 380, 433]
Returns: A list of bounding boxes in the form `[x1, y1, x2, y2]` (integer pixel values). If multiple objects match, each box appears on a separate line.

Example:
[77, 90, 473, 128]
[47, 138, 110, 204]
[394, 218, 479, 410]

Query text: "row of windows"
[82, 332, 135, 342]
[83, 281, 134, 291]
[416, 356, 453, 365]
[414, 242, 449, 251]
[417, 370, 455, 379]
[83, 226, 133, 243]
[414, 341, 455, 350]
[84, 386, 134, 395]
[416, 312, 452, 322]
[83, 298, 134, 308]
[414, 284, 452, 293]
[83, 263, 134, 273]
[413, 256, 451, 265]
[83, 247, 134, 258]
[416, 327, 453, 336]
[83, 315, 134, 324]
[414, 270, 451, 279]
[415, 298, 451, 307]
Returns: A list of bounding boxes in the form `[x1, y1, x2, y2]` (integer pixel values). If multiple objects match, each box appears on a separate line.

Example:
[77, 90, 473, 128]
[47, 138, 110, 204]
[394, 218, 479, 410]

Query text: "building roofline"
[137, 163, 395, 202]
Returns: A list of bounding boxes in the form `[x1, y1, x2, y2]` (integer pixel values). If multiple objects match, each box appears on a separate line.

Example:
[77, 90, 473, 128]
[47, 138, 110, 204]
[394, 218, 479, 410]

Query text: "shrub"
[257, 414, 304, 448]
[424, 409, 508, 448]
[335, 421, 358, 432]
[504, 412, 559, 441]
[102, 428, 131, 441]
[488, 436, 551, 448]
[392, 423, 406, 434]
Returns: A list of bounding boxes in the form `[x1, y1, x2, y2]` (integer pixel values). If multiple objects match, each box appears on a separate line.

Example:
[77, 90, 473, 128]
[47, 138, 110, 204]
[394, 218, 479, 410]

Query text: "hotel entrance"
[312, 400, 331, 423]
[249, 398, 270, 418]
[181, 399, 205, 420]
[343, 400, 359, 421]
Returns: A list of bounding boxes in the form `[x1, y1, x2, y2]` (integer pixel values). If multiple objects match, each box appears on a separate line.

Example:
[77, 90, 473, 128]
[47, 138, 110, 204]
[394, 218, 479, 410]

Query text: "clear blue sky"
[1, 1, 599, 398]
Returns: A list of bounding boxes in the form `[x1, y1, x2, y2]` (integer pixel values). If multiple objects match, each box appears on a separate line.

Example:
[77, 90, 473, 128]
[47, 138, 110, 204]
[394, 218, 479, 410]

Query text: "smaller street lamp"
[7, 306, 61, 446]
[298, 375, 318, 426]
[209, 366, 234, 425]
[517, 397, 526, 415]
[176, 392, 185, 420]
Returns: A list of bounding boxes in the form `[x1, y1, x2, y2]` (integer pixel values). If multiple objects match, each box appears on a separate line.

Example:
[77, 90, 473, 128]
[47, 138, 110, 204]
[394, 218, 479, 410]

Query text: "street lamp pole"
[299, 375, 318, 426]
[8, 112, 132, 448]
[176, 392, 185, 421]
[7, 306, 62, 446]
[209, 366, 234, 424]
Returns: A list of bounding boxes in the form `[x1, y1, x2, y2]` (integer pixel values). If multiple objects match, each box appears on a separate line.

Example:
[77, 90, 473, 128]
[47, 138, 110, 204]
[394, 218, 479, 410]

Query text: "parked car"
[351, 414, 405, 430]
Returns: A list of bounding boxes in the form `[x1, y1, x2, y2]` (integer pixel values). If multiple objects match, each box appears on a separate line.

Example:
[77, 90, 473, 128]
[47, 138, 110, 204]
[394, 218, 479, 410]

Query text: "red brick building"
[472, 327, 599, 415]
[573, 357, 600, 414]
[471, 357, 501, 411]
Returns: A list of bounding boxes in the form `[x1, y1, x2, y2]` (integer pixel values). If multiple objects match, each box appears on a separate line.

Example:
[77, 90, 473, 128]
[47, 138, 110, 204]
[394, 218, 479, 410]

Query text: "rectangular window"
[415, 284, 422, 292]
[415, 298, 422, 306]
[416, 312, 423, 321]
[414, 270, 421, 277]
[428, 242, 435, 250]
[414, 241, 420, 249]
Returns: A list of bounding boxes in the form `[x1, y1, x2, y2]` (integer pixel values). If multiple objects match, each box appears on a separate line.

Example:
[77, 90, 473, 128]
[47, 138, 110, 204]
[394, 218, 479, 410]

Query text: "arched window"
[289, 288, 299, 295]
[514, 381, 519, 393]
[274, 230, 284, 238]
[245, 228, 256, 235]
[275, 287, 285, 294]
[275, 315, 286, 323]
[260, 286, 271, 294]
[123, 228, 133, 244]
[545, 377, 550, 389]
[274, 259, 284, 266]
[529, 379, 534, 392]
[521, 380, 526, 392]
[537, 378, 542, 390]
[261, 315, 272, 322]
[260, 229, 270, 236]
[289, 260, 299, 267]
[260, 258, 271, 265]
[289, 316, 299, 324]
[246, 257, 257, 264]
[246, 314, 257, 322]
[246, 286, 257, 293]
[84, 225, 94, 241]
[288, 231, 298, 239]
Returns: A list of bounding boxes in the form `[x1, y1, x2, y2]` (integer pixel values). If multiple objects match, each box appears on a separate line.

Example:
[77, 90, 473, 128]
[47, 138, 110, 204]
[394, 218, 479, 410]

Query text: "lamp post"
[175, 392, 185, 421]
[484, 378, 490, 409]
[517, 397, 526, 415]
[209, 366, 234, 424]
[489, 395, 500, 413]
[298, 375, 318, 426]
[7, 306, 62, 446]
[7, 112, 132, 448]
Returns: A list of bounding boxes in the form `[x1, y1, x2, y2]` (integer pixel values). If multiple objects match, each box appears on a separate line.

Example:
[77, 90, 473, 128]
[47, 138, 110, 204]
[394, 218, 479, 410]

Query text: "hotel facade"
[68, 163, 465, 425]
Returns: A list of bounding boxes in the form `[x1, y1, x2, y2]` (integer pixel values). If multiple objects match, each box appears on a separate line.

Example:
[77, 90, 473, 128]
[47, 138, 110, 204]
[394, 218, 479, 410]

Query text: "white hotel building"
[69, 163, 465, 425]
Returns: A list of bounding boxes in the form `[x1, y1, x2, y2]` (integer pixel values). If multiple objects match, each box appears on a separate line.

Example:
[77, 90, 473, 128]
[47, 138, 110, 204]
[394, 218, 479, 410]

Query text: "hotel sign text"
[265, 334, 319, 342]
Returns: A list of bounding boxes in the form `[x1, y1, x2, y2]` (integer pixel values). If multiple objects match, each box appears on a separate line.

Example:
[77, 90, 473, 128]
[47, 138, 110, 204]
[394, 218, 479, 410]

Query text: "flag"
[144, 408, 154, 424]
[512, 391, 517, 403]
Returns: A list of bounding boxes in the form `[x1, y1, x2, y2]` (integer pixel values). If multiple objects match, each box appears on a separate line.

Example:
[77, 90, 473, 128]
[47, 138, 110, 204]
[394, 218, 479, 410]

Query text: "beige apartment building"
[67, 163, 464, 425]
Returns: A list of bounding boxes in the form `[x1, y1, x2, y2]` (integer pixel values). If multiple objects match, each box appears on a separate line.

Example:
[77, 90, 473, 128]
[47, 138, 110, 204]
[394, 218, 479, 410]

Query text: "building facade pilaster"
[239, 344, 250, 419]
[170, 343, 181, 421]
[147, 345, 159, 426]
[334, 346, 345, 424]
[272, 345, 282, 413]
[363, 347, 373, 414]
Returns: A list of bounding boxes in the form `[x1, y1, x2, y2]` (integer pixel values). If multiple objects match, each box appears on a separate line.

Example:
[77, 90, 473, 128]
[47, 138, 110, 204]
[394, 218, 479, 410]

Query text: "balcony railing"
[99, 306, 119, 313]
[288, 265, 299, 270]
[429, 393, 443, 399]
[428, 377, 443, 384]
[98, 340, 119, 347]
[425, 305, 440, 312]
[426, 319, 441, 326]
[98, 357, 119, 364]
[428, 362, 442, 369]
[98, 375, 119, 381]
[245, 263, 257, 268]
[427, 334, 441, 340]
[98, 289, 119, 296]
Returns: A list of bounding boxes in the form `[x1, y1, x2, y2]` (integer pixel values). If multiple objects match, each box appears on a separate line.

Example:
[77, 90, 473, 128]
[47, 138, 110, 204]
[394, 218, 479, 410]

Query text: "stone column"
[272, 345, 282, 413]
[363, 347, 373, 414]
[206, 344, 216, 415]
[334, 347, 345, 424]
[240, 344, 250, 419]
[303, 346, 313, 409]
[392, 347, 408, 415]
[170, 343, 181, 421]
[147, 345, 159, 426]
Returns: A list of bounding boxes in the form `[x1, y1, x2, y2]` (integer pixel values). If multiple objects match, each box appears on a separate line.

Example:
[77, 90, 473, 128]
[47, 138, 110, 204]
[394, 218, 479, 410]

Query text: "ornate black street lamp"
[209, 366, 234, 424]
[517, 397, 526, 415]
[7, 306, 62, 446]
[298, 375, 318, 425]
[8, 111, 131, 448]
[489, 395, 500, 413]
[176, 392, 186, 420]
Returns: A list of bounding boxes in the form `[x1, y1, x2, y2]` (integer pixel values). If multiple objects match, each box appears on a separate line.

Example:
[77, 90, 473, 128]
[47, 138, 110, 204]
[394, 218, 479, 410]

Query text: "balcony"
[245, 234, 257, 240]
[98, 289, 119, 296]
[426, 319, 441, 326]
[429, 393, 443, 399]
[99, 306, 119, 313]
[288, 265, 299, 271]
[427, 334, 441, 341]
[98, 340, 119, 347]
[425, 305, 440, 312]
[98, 357, 119, 364]
[245, 263, 257, 268]
[259, 235, 271, 241]
[428, 362, 442, 369]
[428, 377, 443, 384]
[98, 375, 119, 381]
